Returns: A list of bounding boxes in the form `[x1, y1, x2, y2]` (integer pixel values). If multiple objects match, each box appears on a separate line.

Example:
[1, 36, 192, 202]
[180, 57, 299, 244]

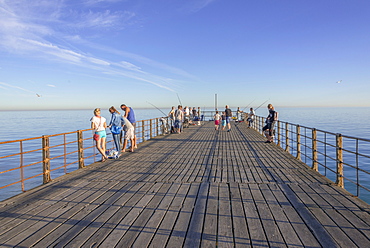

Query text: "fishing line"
[242, 98, 256, 112]
[176, 93, 183, 106]
[254, 99, 270, 111]
[146, 101, 167, 116]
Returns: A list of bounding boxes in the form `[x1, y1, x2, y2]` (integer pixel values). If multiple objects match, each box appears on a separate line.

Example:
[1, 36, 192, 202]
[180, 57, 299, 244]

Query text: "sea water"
[1, 107, 370, 203]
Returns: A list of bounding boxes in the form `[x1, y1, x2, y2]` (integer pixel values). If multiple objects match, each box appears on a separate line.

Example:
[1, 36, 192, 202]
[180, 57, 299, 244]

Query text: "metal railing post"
[20, 141, 25, 192]
[155, 118, 160, 136]
[78, 130, 85, 169]
[150, 119, 153, 139]
[277, 121, 281, 147]
[142, 120, 145, 142]
[312, 129, 318, 171]
[296, 125, 301, 160]
[42, 135, 51, 184]
[285, 122, 289, 153]
[336, 133, 344, 188]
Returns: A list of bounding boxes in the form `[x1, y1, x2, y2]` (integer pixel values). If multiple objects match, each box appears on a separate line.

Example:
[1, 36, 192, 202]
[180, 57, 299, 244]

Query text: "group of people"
[91, 103, 278, 161]
[213, 105, 256, 131]
[168, 106, 203, 134]
[90, 104, 137, 162]
[213, 104, 278, 143]
[213, 105, 233, 131]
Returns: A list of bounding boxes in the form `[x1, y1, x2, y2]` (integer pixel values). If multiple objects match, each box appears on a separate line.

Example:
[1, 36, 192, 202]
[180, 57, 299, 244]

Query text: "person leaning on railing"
[263, 104, 278, 143]
[90, 108, 109, 162]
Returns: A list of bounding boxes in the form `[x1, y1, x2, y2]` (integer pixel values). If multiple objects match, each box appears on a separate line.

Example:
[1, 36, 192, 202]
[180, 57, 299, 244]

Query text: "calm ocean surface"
[1, 107, 370, 203]
[1, 107, 370, 141]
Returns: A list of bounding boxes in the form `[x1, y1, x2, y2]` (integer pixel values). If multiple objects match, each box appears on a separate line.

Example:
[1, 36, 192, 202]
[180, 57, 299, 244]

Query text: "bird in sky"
[336, 80, 342, 84]
[36, 93, 41, 97]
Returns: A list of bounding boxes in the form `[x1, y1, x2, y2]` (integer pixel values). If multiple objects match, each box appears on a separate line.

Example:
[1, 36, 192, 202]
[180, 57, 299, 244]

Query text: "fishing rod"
[254, 99, 270, 111]
[242, 98, 256, 112]
[176, 93, 183, 106]
[146, 101, 167, 116]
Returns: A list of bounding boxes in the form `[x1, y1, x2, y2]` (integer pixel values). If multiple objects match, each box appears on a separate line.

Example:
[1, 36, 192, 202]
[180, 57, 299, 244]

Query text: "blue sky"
[0, 0, 369, 110]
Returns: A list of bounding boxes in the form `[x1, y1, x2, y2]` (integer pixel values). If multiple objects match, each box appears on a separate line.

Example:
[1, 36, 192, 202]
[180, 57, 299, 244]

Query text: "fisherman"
[174, 105, 184, 133]
[247, 107, 255, 128]
[263, 104, 278, 143]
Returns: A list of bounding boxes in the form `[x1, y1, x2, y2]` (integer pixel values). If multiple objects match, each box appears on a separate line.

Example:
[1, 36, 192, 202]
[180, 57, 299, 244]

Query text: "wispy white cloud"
[178, 0, 217, 13]
[82, 0, 124, 6]
[47, 84, 56, 87]
[0, 0, 201, 92]
[116, 61, 142, 72]
[0, 82, 36, 94]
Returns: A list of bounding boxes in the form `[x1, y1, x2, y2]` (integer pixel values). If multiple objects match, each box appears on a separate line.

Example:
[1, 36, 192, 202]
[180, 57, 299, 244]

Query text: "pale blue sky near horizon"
[1, 0, 369, 111]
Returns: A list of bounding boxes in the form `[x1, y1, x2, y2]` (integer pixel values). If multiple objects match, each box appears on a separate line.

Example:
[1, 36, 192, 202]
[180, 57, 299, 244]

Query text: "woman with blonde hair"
[90, 108, 108, 162]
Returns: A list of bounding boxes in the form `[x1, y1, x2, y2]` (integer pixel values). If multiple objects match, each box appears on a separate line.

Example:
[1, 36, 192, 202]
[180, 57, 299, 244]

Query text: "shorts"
[174, 120, 181, 129]
[263, 122, 275, 136]
[226, 116, 231, 124]
[215, 120, 220, 125]
[124, 128, 135, 140]
[222, 120, 226, 126]
[95, 130, 107, 139]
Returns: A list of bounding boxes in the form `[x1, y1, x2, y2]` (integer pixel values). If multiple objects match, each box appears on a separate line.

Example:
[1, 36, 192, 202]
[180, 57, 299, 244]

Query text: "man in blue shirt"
[121, 104, 137, 148]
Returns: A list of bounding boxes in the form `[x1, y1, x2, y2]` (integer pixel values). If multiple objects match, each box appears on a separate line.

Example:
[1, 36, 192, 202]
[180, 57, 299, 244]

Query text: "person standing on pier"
[247, 107, 255, 128]
[263, 104, 278, 143]
[121, 116, 135, 152]
[221, 112, 227, 130]
[90, 108, 108, 162]
[197, 107, 202, 124]
[236, 107, 243, 122]
[168, 106, 176, 132]
[225, 105, 232, 132]
[174, 105, 184, 133]
[108, 106, 124, 154]
[214, 111, 221, 130]
[120, 104, 137, 149]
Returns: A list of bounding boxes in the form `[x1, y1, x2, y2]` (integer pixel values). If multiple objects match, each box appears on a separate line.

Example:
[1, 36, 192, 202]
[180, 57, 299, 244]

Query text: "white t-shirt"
[122, 116, 134, 131]
[249, 110, 255, 120]
[90, 116, 106, 131]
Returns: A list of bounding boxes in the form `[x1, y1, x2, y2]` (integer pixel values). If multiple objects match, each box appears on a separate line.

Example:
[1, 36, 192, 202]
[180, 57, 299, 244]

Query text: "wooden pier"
[0, 121, 369, 247]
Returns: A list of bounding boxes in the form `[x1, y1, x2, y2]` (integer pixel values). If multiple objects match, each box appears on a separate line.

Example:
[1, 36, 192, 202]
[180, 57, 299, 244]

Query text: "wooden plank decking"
[1, 121, 370, 247]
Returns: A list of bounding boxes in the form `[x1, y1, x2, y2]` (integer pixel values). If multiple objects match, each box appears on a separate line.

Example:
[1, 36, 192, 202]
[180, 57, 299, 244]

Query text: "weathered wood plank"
[239, 183, 269, 247]
[132, 182, 181, 247]
[183, 182, 209, 247]
[166, 183, 200, 247]
[229, 182, 251, 247]
[201, 182, 218, 247]
[149, 183, 191, 246]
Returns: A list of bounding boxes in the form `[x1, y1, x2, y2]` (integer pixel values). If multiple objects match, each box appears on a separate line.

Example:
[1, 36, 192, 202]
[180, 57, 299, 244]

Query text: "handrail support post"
[336, 133, 344, 188]
[42, 135, 51, 184]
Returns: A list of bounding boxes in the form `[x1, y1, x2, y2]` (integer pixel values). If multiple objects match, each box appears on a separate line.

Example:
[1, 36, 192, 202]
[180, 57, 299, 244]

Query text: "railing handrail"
[251, 114, 370, 202]
[1, 113, 369, 204]
[0, 116, 170, 201]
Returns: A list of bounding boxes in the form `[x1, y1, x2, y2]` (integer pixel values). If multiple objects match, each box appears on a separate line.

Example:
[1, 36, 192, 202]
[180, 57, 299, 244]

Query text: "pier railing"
[2, 111, 370, 203]
[201, 110, 370, 200]
[252, 115, 370, 201]
[0, 117, 170, 201]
